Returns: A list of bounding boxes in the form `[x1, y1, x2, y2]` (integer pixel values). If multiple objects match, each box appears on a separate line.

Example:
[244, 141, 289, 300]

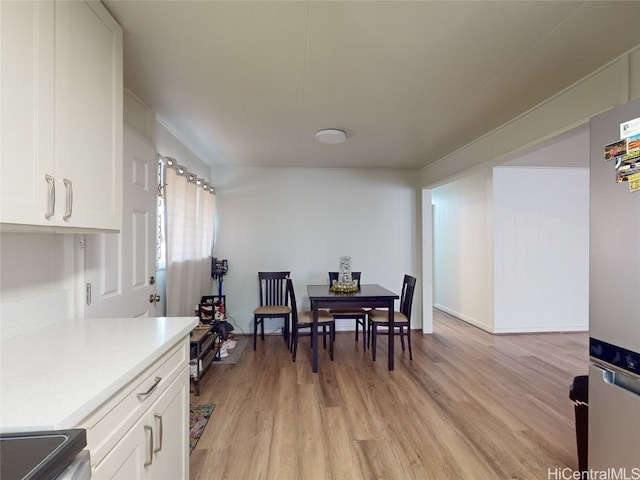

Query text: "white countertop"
[0, 316, 197, 433]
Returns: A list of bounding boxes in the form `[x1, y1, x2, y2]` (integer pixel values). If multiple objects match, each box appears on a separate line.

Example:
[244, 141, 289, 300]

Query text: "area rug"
[190, 403, 215, 454]
[214, 336, 248, 365]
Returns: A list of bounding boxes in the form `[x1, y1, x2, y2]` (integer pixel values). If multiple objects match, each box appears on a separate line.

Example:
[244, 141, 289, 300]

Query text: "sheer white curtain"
[198, 182, 216, 294]
[164, 162, 216, 316]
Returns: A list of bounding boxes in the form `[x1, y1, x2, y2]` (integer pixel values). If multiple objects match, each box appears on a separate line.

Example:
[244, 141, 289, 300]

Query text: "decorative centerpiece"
[330, 256, 358, 293]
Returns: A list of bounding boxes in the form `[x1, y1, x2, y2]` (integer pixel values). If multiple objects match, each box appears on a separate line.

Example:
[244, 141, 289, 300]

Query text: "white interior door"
[85, 126, 158, 318]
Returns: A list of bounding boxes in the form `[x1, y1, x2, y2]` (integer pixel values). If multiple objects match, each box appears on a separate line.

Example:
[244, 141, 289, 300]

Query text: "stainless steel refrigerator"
[589, 99, 640, 472]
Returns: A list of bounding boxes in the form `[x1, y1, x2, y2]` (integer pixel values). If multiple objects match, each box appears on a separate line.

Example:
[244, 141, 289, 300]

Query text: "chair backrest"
[258, 271, 290, 307]
[286, 278, 298, 323]
[328, 271, 361, 287]
[399, 275, 417, 320]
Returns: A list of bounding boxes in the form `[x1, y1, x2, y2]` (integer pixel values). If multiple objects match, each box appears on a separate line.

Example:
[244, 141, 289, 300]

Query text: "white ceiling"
[103, 1, 640, 170]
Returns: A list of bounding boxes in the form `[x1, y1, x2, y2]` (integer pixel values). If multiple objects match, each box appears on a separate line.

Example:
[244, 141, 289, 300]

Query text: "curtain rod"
[160, 155, 215, 194]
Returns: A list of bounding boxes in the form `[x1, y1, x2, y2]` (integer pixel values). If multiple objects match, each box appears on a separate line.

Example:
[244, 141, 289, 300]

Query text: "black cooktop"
[0, 429, 86, 480]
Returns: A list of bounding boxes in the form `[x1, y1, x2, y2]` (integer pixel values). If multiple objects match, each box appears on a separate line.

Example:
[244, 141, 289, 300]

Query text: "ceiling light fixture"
[315, 129, 347, 144]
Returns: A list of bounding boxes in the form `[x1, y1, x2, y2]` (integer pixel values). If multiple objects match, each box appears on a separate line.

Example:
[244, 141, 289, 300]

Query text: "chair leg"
[292, 326, 298, 362]
[329, 323, 334, 361]
[284, 313, 290, 348]
[283, 315, 287, 345]
[289, 322, 295, 353]
[322, 325, 327, 349]
[400, 326, 406, 351]
[407, 328, 412, 360]
[355, 320, 359, 342]
[360, 317, 367, 352]
[253, 316, 258, 350]
[371, 324, 377, 361]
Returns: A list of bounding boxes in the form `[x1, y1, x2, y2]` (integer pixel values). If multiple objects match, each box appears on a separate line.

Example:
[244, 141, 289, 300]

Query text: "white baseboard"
[434, 303, 588, 334]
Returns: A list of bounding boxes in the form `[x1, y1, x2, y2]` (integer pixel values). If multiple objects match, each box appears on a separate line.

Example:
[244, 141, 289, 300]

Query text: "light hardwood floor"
[190, 309, 589, 480]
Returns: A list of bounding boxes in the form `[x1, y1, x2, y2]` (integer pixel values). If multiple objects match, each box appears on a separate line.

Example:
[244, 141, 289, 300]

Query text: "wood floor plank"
[190, 309, 589, 480]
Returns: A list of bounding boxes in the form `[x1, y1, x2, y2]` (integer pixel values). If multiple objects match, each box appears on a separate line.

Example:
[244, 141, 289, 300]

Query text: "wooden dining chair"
[253, 271, 291, 350]
[328, 271, 368, 351]
[288, 278, 335, 363]
[368, 275, 417, 361]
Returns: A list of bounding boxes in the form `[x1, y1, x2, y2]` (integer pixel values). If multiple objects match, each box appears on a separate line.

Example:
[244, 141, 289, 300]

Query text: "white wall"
[493, 167, 589, 333]
[123, 89, 155, 143]
[431, 125, 590, 334]
[211, 165, 421, 335]
[432, 171, 494, 331]
[0, 233, 75, 338]
[503, 124, 589, 168]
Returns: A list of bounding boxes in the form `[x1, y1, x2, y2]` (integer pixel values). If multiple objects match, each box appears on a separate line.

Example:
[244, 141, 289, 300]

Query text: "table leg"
[312, 302, 319, 373]
[388, 299, 394, 371]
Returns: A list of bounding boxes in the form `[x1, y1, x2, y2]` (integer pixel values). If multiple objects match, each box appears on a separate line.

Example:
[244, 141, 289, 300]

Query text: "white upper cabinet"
[1, 1, 56, 227]
[1, 0, 123, 232]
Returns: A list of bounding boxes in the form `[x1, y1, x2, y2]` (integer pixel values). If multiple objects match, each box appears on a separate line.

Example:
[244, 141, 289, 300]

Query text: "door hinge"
[85, 283, 92, 306]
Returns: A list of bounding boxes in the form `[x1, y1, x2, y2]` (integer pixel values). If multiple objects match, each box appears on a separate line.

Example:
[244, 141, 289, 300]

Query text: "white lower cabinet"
[92, 368, 189, 480]
[79, 339, 190, 480]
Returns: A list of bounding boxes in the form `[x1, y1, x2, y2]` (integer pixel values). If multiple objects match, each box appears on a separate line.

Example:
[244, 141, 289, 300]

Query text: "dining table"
[307, 283, 399, 372]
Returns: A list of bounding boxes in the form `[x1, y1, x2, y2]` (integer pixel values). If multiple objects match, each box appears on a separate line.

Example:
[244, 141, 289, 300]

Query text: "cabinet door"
[91, 367, 189, 480]
[0, 1, 55, 227]
[149, 368, 190, 480]
[54, 0, 123, 230]
[92, 413, 147, 480]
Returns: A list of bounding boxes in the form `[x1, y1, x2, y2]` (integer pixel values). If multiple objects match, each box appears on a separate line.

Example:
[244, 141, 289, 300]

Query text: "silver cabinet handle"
[62, 178, 73, 220]
[144, 426, 153, 467]
[137, 376, 161, 400]
[44, 175, 55, 219]
[153, 413, 163, 453]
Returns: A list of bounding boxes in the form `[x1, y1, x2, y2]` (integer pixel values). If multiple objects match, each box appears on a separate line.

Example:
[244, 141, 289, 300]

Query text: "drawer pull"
[144, 426, 153, 466]
[154, 413, 163, 453]
[137, 376, 162, 400]
[44, 175, 55, 219]
[62, 178, 73, 221]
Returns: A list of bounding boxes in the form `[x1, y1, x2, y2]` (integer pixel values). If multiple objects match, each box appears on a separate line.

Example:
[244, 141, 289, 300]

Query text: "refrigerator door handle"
[596, 364, 640, 397]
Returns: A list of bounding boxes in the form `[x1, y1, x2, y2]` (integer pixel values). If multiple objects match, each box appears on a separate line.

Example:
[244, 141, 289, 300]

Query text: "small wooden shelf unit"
[190, 324, 219, 396]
